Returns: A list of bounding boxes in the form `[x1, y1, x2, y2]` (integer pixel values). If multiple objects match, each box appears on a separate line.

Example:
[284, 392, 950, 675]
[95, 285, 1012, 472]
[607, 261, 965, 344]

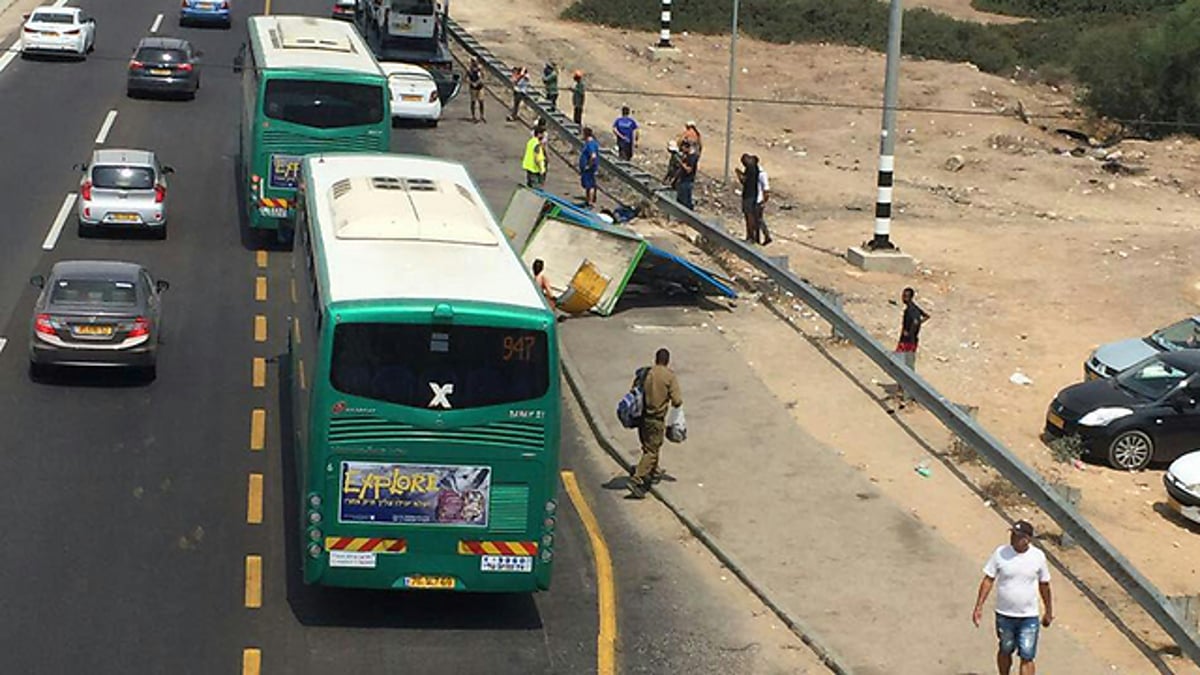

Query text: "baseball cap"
[1011, 520, 1035, 538]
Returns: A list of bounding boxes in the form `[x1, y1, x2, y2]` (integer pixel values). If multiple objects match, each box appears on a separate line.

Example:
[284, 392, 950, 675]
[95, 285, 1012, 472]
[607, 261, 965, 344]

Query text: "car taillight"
[129, 59, 143, 70]
[64, 28, 79, 35]
[35, 314, 57, 336]
[154, 185, 166, 203]
[23, 27, 35, 33]
[177, 63, 193, 72]
[221, 1, 229, 8]
[81, 181, 92, 201]
[428, 90, 438, 102]
[128, 317, 151, 338]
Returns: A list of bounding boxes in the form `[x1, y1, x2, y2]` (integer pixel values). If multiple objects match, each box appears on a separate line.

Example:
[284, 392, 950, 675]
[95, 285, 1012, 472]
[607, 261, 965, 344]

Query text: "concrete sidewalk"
[559, 305, 1115, 675]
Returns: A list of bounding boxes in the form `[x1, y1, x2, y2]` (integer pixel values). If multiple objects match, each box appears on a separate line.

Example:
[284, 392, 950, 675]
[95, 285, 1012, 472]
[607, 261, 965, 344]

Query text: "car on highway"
[127, 37, 202, 99]
[75, 148, 173, 239]
[381, 62, 441, 126]
[20, 6, 95, 59]
[180, 0, 232, 28]
[1045, 351, 1200, 471]
[1084, 315, 1200, 380]
[29, 261, 169, 380]
[1165, 451, 1200, 526]
[331, 0, 357, 21]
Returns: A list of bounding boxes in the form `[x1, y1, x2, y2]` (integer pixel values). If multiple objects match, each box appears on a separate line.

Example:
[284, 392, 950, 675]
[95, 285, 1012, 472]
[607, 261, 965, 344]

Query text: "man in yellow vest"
[522, 127, 547, 188]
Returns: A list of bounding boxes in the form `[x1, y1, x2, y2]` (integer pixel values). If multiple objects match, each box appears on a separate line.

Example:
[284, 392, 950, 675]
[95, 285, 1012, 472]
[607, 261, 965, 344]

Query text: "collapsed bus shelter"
[500, 187, 737, 315]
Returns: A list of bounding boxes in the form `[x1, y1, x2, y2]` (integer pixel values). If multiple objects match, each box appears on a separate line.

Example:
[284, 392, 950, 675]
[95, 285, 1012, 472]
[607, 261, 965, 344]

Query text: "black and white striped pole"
[657, 0, 673, 48]
[868, 0, 903, 251]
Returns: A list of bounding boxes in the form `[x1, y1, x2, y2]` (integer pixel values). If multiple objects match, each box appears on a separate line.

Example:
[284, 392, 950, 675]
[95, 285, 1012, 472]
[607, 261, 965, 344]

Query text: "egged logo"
[428, 382, 454, 409]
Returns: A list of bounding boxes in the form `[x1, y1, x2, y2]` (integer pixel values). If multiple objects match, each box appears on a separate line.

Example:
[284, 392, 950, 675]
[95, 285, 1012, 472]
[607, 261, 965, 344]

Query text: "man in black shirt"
[895, 287, 930, 402]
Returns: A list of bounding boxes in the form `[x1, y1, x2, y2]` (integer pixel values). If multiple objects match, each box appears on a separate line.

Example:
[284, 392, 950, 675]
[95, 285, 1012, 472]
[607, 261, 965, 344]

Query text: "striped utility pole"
[657, 0, 673, 48]
[869, 0, 903, 250]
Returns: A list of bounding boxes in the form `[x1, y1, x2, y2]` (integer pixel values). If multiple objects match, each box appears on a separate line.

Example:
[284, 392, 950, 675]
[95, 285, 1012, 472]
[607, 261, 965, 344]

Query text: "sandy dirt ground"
[454, 0, 1200, 670]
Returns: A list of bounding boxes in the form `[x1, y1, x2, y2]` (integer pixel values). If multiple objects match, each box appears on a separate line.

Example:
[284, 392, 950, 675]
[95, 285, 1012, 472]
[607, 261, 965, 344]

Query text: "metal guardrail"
[445, 17, 1200, 666]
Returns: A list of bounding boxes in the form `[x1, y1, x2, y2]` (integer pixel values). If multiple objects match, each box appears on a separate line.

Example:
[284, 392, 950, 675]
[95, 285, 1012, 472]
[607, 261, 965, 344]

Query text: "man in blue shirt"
[612, 106, 639, 161]
[579, 127, 600, 208]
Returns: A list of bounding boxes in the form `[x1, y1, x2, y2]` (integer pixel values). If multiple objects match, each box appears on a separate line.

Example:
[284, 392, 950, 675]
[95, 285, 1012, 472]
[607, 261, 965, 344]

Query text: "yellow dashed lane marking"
[255, 250, 268, 268]
[250, 409, 266, 451]
[245, 555, 262, 608]
[247, 474, 263, 525]
[252, 357, 266, 388]
[242, 648, 261, 675]
[254, 315, 267, 342]
[255, 276, 267, 301]
[561, 471, 616, 675]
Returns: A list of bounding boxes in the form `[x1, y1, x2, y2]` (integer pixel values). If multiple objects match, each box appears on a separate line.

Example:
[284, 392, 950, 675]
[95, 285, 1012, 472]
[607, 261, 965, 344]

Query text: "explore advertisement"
[339, 461, 491, 527]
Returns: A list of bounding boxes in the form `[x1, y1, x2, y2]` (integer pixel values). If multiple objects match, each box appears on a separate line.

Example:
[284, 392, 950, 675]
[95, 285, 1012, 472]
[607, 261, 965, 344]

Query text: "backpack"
[616, 367, 650, 429]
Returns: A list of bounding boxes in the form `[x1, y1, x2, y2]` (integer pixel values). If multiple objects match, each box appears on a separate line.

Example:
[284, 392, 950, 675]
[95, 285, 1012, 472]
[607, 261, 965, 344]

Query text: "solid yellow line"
[254, 315, 267, 342]
[247, 473, 263, 524]
[255, 276, 268, 302]
[250, 409, 266, 451]
[561, 471, 616, 675]
[252, 357, 266, 388]
[242, 648, 261, 675]
[256, 250, 268, 268]
[244, 555, 262, 608]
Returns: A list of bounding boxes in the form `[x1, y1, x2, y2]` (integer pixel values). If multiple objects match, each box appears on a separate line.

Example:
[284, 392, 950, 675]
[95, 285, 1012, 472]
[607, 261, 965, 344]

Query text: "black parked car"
[127, 37, 202, 99]
[1044, 351, 1200, 471]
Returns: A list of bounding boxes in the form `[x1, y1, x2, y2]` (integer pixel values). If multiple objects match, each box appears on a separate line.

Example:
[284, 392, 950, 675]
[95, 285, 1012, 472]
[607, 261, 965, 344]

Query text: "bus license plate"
[258, 206, 288, 218]
[404, 575, 456, 589]
[480, 555, 533, 573]
[329, 551, 376, 568]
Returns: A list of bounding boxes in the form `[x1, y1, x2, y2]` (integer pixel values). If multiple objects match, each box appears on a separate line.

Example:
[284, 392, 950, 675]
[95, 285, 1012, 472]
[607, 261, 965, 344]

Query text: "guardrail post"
[1050, 483, 1082, 548]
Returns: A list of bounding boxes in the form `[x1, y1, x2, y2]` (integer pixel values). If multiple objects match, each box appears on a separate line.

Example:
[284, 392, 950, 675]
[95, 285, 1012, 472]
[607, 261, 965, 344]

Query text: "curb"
[559, 339, 855, 675]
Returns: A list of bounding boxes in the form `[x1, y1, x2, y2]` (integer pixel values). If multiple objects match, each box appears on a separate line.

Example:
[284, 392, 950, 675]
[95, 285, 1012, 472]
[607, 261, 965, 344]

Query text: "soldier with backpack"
[625, 348, 683, 499]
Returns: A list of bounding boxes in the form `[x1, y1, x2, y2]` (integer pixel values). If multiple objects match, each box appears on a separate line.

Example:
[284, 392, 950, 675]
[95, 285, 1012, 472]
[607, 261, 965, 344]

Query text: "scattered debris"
[1009, 371, 1034, 386]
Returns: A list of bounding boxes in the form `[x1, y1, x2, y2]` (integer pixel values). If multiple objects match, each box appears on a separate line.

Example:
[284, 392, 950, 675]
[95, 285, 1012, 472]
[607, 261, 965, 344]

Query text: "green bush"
[971, 0, 1180, 19]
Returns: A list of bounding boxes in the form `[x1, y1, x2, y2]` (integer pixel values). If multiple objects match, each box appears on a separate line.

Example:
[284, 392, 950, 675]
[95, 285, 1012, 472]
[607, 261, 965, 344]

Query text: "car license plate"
[150, 68, 171, 76]
[401, 94, 423, 102]
[76, 325, 114, 336]
[1046, 411, 1064, 429]
[1085, 370, 1100, 381]
[1169, 495, 1183, 513]
[111, 213, 139, 222]
[199, 2, 215, 8]
[403, 575, 456, 589]
[329, 550, 376, 568]
[480, 555, 533, 573]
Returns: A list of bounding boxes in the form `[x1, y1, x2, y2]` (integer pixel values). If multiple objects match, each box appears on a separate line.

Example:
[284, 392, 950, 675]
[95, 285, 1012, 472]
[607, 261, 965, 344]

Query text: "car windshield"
[92, 166, 155, 190]
[31, 12, 73, 24]
[1115, 358, 1191, 400]
[50, 279, 138, 306]
[1150, 318, 1200, 350]
[264, 79, 384, 129]
[136, 47, 188, 63]
[330, 323, 550, 408]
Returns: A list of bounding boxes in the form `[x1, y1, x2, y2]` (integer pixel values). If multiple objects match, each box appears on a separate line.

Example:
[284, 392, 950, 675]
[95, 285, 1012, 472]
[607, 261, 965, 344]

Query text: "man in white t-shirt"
[972, 520, 1053, 675]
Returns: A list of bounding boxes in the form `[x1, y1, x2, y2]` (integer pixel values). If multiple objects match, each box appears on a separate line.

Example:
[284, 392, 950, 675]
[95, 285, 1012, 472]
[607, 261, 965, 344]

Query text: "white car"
[381, 62, 441, 127]
[21, 6, 95, 59]
[1165, 451, 1200, 526]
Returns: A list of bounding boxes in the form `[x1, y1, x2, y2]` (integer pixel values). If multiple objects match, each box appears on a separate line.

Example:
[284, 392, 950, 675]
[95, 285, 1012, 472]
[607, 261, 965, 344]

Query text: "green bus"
[288, 152, 561, 592]
[238, 15, 390, 235]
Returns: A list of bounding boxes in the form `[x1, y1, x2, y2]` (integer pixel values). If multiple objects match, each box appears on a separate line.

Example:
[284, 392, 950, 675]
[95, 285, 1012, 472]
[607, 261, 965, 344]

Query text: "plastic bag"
[665, 406, 687, 443]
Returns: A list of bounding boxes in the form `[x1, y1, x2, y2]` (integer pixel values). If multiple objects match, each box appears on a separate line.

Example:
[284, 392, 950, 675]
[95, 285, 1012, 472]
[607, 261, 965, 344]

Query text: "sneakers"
[650, 468, 667, 484]
[625, 479, 648, 499]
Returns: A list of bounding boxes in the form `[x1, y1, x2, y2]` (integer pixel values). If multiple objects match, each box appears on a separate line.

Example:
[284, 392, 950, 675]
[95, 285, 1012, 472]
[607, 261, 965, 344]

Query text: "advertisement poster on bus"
[338, 461, 490, 527]
[268, 153, 303, 190]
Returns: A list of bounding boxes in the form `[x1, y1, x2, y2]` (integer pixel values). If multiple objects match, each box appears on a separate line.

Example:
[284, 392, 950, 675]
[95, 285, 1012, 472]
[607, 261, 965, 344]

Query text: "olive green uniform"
[632, 364, 682, 487]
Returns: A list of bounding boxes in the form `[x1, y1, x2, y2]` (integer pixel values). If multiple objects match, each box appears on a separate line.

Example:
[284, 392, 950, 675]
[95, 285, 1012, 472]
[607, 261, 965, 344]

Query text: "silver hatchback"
[76, 148, 173, 238]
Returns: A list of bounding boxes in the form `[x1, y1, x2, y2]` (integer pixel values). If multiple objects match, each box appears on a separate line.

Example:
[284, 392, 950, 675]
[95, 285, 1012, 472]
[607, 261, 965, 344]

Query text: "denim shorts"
[995, 614, 1040, 661]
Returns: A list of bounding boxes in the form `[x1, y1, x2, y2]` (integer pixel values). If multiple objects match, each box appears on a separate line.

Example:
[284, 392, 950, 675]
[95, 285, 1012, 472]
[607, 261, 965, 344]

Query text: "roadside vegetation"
[562, 0, 1200, 138]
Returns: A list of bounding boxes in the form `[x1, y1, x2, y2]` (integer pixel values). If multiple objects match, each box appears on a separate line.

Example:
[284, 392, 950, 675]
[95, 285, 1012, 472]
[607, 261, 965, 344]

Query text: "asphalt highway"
[0, 0, 814, 673]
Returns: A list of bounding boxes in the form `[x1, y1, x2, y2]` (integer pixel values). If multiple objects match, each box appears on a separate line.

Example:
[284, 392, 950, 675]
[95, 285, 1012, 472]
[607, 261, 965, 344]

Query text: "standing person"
[972, 521, 1054, 675]
[508, 66, 531, 122]
[753, 154, 772, 245]
[579, 126, 600, 208]
[894, 287, 931, 403]
[532, 259, 556, 308]
[675, 140, 698, 210]
[542, 61, 559, 109]
[467, 58, 486, 123]
[627, 348, 683, 499]
[522, 127, 547, 188]
[571, 70, 586, 126]
[612, 106, 639, 161]
[735, 153, 761, 244]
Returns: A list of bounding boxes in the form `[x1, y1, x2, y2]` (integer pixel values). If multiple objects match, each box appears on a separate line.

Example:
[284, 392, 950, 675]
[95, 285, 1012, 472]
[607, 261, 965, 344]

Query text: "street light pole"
[722, 0, 740, 185]
[868, 0, 903, 251]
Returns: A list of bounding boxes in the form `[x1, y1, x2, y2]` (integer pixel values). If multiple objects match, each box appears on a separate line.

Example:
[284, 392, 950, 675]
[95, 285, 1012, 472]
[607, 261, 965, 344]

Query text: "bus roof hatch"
[274, 17, 355, 52]
[330, 175, 498, 245]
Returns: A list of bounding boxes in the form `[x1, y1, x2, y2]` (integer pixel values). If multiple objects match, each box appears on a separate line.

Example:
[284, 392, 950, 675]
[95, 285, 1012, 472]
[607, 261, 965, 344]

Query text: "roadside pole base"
[846, 245, 915, 274]
[647, 45, 682, 62]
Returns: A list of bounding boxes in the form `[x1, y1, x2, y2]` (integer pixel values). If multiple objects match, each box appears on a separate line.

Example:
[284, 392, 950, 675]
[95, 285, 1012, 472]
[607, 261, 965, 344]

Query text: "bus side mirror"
[233, 43, 246, 73]
[30, 275, 44, 289]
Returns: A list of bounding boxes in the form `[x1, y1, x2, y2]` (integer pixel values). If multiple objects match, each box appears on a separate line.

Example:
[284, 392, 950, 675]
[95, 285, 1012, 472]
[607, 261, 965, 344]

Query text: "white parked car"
[380, 62, 441, 127]
[1165, 451, 1200, 526]
[21, 6, 95, 59]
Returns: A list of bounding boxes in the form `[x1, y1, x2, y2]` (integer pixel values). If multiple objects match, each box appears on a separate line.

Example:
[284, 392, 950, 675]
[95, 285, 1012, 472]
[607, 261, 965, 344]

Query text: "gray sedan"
[1085, 315, 1200, 379]
[76, 148, 173, 238]
[29, 261, 169, 380]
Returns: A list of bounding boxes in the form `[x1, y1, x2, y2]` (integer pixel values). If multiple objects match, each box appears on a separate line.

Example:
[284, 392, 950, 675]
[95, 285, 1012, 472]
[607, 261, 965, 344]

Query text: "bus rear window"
[264, 79, 384, 129]
[331, 323, 550, 408]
